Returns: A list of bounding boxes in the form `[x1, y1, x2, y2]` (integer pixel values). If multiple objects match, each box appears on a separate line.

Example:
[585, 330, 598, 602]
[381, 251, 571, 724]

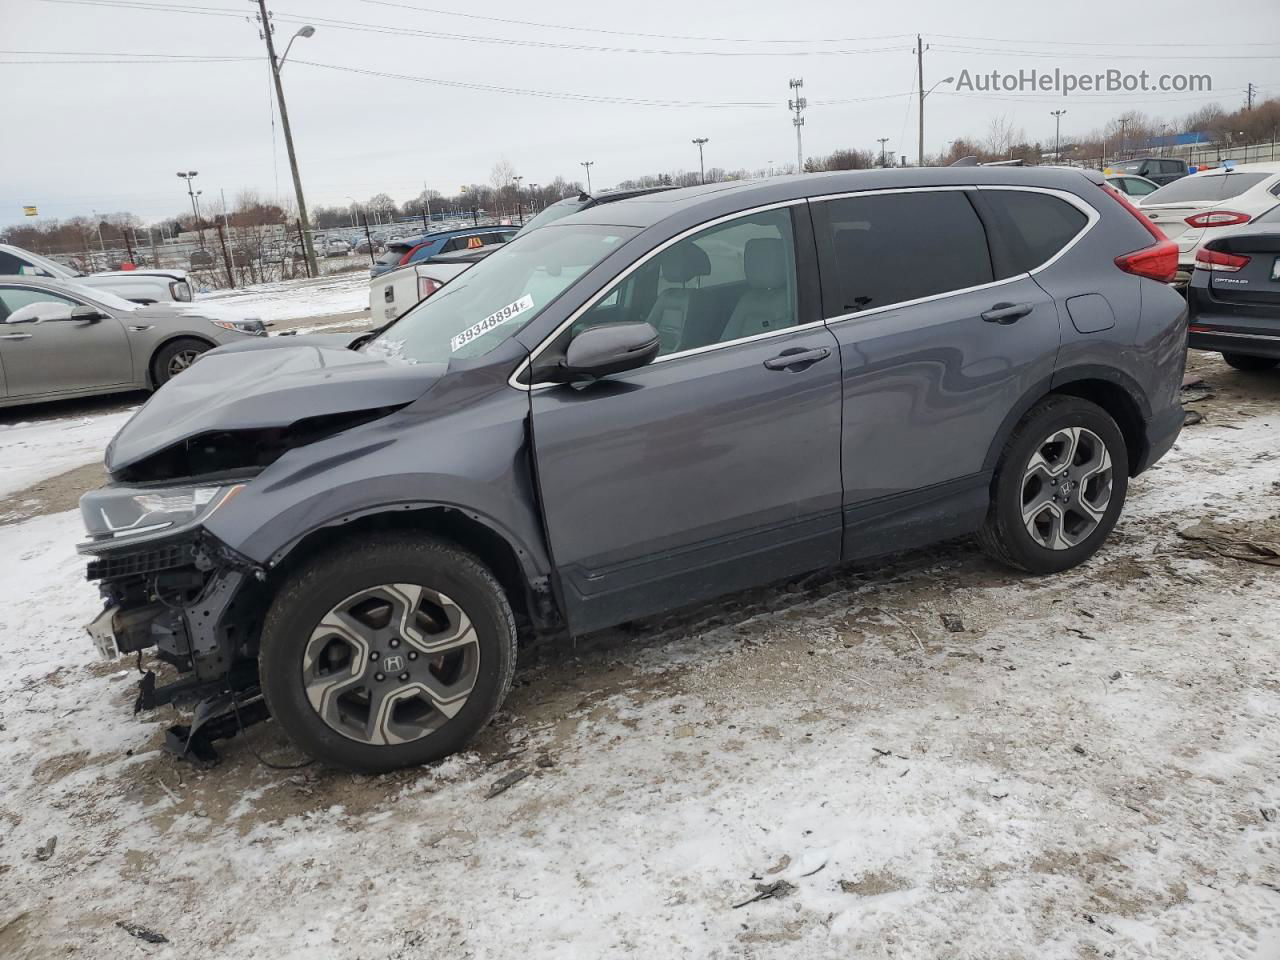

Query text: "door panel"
[809, 189, 1061, 560]
[1, 315, 132, 398]
[531, 326, 843, 633]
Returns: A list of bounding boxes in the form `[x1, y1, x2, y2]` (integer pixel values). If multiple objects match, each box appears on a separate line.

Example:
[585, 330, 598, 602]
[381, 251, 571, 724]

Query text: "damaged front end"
[78, 481, 271, 762]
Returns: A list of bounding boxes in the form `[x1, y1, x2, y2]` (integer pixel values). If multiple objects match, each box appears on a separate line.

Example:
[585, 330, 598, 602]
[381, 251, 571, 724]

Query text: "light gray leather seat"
[642, 243, 711, 354]
[720, 238, 793, 342]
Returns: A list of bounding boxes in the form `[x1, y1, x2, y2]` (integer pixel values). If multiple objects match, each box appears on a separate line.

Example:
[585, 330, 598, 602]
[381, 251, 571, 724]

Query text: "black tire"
[1221, 352, 1279, 372]
[979, 395, 1129, 575]
[152, 337, 212, 386]
[259, 535, 517, 773]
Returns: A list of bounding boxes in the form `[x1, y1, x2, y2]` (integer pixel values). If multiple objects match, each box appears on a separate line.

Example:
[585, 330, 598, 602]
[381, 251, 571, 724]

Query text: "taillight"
[1099, 182, 1179, 282]
[1185, 211, 1250, 228]
[418, 276, 442, 299]
[1195, 248, 1251, 272]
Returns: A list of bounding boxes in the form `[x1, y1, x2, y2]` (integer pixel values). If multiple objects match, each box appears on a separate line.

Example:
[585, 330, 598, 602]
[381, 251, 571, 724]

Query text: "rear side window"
[974, 190, 1089, 278]
[1158, 160, 1184, 175]
[814, 190, 993, 315]
[1145, 173, 1269, 203]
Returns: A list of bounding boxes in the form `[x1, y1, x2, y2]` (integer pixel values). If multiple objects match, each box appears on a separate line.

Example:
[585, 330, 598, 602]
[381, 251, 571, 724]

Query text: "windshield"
[518, 198, 589, 234]
[1145, 172, 1270, 204]
[363, 223, 637, 365]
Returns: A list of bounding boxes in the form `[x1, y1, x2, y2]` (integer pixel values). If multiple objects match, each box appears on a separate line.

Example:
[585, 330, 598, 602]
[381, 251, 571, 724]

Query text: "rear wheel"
[259, 536, 517, 772]
[979, 396, 1129, 574]
[1221, 352, 1279, 372]
[152, 337, 212, 386]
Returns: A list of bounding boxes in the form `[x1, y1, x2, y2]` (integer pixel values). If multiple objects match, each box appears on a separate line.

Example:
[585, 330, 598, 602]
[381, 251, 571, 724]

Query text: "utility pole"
[692, 138, 709, 184]
[1246, 82, 1257, 111]
[1118, 118, 1130, 161]
[789, 78, 806, 172]
[254, 1, 318, 278]
[1051, 109, 1067, 162]
[877, 138, 890, 168]
[916, 34, 926, 167]
[512, 175, 523, 225]
[580, 161, 594, 193]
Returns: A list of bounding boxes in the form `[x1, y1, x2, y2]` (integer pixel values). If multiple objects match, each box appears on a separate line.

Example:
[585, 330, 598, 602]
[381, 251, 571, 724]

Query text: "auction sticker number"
[451, 295, 534, 352]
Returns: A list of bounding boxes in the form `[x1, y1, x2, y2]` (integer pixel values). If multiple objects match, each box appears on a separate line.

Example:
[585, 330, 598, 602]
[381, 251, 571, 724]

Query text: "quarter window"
[565, 207, 798, 357]
[974, 190, 1089, 278]
[814, 190, 993, 315]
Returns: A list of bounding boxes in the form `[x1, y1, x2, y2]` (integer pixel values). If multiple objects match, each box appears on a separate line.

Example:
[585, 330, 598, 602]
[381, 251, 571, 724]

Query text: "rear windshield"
[376, 246, 411, 265]
[518, 198, 589, 233]
[1145, 172, 1270, 204]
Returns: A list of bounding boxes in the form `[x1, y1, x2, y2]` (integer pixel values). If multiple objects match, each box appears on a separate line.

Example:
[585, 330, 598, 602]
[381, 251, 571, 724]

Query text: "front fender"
[201, 355, 550, 586]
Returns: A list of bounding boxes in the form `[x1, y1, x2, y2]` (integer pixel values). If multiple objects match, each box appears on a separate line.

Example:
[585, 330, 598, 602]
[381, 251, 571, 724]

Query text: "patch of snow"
[0, 409, 134, 499]
[194, 273, 369, 323]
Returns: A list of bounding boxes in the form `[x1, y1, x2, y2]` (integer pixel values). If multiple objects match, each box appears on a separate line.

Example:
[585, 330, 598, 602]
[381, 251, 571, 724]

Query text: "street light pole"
[512, 175, 524, 225]
[177, 171, 205, 249]
[254, 3, 318, 278]
[580, 161, 594, 193]
[692, 138, 709, 184]
[919, 76, 955, 166]
[1051, 109, 1067, 162]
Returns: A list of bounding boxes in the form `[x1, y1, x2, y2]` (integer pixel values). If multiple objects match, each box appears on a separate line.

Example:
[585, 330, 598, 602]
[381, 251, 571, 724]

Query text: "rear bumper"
[1188, 328, 1280, 359]
[1137, 403, 1184, 475]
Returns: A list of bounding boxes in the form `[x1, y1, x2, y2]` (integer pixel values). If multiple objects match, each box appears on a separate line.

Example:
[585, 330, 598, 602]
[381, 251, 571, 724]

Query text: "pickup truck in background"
[369, 246, 496, 324]
[0, 242, 194, 303]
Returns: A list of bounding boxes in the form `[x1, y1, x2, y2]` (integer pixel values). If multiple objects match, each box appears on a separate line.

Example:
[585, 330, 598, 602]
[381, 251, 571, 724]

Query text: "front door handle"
[0, 332, 33, 341]
[763, 346, 830, 371]
[981, 302, 1033, 325]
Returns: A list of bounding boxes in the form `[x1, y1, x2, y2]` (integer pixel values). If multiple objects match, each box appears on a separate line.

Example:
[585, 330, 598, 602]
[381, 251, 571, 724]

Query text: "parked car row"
[0, 242, 193, 303]
[78, 166, 1187, 772]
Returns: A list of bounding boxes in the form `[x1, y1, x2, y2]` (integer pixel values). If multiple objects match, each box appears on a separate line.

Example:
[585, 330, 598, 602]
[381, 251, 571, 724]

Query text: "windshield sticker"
[451, 295, 534, 352]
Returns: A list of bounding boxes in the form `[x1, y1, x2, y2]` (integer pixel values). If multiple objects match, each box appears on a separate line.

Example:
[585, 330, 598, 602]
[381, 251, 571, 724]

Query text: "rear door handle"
[0, 332, 33, 341]
[763, 346, 831, 370]
[981, 302, 1033, 325]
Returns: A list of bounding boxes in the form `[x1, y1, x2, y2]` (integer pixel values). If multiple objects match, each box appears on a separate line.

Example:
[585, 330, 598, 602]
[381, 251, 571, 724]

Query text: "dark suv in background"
[1110, 156, 1189, 186]
[80, 168, 1187, 772]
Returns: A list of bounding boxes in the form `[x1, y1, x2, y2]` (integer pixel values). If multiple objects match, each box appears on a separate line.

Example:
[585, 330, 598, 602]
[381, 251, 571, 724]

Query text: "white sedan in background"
[1137, 162, 1280, 286]
[1105, 173, 1160, 201]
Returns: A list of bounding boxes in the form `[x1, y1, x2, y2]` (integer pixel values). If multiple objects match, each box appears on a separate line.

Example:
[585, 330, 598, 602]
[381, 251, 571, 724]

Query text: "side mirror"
[559, 322, 660, 382]
[70, 305, 106, 323]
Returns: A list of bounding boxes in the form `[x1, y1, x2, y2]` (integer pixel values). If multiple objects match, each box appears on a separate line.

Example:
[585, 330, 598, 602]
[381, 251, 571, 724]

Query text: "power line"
[355, 0, 915, 45]
[931, 32, 1280, 48]
[933, 43, 1280, 61]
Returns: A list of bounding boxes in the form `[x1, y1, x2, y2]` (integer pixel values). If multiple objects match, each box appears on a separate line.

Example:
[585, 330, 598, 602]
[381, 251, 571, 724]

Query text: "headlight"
[78, 483, 244, 550]
[171, 280, 193, 302]
[210, 318, 267, 336]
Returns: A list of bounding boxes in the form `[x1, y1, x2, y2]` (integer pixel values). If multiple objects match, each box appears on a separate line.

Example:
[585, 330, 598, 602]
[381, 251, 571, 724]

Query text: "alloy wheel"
[1020, 425, 1114, 551]
[301, 583, 480, 746]
[167, 349, 202, 378]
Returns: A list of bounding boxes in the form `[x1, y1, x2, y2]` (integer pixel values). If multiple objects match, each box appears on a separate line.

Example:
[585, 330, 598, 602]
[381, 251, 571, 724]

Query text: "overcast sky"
[3, 0, 1277, 228]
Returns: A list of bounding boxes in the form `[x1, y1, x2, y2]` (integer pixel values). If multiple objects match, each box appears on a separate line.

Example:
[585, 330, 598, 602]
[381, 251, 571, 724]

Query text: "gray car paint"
[0, 276, 256, 408]
[84, 166, 1186, 640]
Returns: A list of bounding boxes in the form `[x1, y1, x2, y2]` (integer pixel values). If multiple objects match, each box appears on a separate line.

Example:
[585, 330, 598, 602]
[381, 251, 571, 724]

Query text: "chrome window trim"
[508, 198, 807, 391]
[819, 184, 1100, 326]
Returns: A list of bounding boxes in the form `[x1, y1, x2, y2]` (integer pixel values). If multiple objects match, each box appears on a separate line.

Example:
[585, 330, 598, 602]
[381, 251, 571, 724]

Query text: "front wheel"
[1221, 352, 1279, 372]
[979, 396, 1129, 574]
[259, 536, 517, 772]
[152, 337, 212, 386]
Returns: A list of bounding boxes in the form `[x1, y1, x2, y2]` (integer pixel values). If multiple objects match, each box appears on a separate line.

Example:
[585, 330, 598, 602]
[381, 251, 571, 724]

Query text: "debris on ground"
[764, 854, 791, 875]
[1181, 390, 1216, 405]
[1183, 410, 1204, 426]
[940, 613, 965, 633]
[34, 836, 56, 862]
[116, 920, 169, 944]
[733, 879, 796, 909]
[1178, 519, 1280, 567]
[485, 768, 531, 799]
[1181, 373, 1206, 390]
[535, 752, 555, 769]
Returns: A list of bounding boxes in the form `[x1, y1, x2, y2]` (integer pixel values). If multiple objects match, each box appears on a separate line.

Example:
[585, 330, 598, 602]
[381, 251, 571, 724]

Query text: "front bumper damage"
[80, 528, 270, 764]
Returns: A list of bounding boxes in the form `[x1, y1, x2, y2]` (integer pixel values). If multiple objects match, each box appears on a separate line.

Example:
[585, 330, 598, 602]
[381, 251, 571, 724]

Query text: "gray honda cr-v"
[79, 167, 1186, 771]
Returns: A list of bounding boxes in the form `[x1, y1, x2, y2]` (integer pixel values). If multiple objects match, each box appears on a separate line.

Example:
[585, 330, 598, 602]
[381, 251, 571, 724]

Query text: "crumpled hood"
[105, 344, 443, 473]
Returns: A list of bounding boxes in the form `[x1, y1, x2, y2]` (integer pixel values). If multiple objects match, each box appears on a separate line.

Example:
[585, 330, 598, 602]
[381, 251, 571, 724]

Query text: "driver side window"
[0, 287, 78, 323]
[566, 207, 798, 358]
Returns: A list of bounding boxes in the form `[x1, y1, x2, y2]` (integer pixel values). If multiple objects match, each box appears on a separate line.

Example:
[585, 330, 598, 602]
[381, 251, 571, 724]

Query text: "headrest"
[659, 243, 711, 283]
[744, 237, 786, 290]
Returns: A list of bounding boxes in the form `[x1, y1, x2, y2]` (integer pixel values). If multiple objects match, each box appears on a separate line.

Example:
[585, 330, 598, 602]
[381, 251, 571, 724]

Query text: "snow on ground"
[0, 355, 1278, 959]
[193, 272, 370, 324]
[0, 409, 133, 500]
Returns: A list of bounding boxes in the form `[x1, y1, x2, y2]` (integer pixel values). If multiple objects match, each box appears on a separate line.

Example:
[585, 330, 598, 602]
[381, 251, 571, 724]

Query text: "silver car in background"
[0, 276, 266, 409]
